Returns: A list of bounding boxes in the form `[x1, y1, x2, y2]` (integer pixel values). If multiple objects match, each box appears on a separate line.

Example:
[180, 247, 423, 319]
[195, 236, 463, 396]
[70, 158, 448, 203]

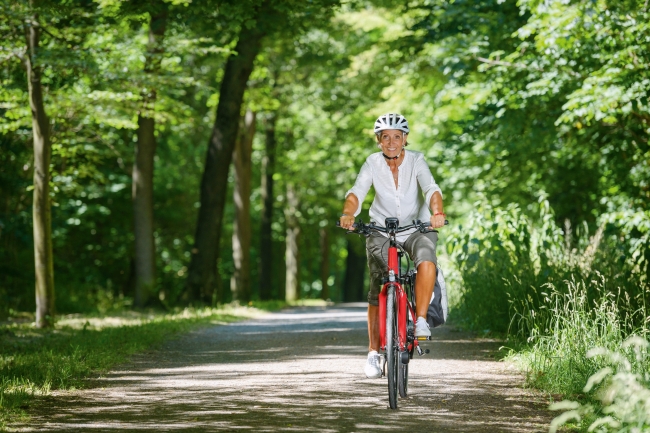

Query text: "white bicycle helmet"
[374, 113, 410, 135]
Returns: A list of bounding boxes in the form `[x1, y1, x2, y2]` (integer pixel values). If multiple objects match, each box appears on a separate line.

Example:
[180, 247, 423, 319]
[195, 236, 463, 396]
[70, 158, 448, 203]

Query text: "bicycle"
[338, 217, 447, 409]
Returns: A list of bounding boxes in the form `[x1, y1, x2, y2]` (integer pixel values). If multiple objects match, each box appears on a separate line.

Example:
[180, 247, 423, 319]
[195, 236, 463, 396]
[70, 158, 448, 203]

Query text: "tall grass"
[507, 276, 647, 396]
[549, 336, 650, 433]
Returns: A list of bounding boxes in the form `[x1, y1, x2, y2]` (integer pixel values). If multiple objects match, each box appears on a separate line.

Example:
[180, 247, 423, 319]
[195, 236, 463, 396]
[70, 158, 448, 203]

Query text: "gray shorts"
[366, 231, 438, 306]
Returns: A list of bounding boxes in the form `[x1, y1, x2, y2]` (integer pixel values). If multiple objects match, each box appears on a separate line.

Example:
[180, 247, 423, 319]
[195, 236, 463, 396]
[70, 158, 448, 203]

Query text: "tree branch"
[630, 110, 650, 125]
[25, 17, 81, 47]
[0, 51, 20, 65]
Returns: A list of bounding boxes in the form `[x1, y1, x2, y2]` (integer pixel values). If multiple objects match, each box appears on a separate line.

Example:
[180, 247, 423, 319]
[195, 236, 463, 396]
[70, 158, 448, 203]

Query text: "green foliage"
[402, 0, 650, 230]
[0, 0, 229, 310]
[446, 198, 565, 332]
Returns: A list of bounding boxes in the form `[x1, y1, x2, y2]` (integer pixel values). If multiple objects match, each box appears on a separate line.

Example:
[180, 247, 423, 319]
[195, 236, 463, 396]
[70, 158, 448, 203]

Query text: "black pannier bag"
[426, 267, 448, 328]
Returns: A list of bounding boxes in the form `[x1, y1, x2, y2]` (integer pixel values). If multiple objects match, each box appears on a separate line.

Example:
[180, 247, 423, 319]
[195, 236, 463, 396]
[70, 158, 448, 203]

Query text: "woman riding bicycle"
[339, 113, 445, 379]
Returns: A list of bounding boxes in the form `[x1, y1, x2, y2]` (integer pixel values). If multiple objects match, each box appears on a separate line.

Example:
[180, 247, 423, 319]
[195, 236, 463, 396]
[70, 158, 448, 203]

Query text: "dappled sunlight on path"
[12, 304, 551, 432]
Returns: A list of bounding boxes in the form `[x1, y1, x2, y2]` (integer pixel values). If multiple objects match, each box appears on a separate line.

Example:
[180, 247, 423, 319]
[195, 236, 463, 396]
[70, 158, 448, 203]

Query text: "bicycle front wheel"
[398, 357, 408, 398]
[386, 285, 398, 409]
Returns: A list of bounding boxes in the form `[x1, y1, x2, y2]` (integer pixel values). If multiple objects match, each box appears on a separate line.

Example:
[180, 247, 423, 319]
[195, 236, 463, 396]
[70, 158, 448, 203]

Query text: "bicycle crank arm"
[415, 345, 430, 356]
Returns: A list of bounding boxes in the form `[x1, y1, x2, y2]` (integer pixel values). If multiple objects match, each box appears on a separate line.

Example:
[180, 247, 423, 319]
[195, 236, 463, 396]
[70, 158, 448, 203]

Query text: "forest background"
[1, 0, 650, 430]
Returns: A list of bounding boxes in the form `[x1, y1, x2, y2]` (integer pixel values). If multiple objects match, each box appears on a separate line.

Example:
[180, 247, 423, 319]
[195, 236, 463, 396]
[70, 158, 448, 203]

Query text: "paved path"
[12, 304, 552, 432]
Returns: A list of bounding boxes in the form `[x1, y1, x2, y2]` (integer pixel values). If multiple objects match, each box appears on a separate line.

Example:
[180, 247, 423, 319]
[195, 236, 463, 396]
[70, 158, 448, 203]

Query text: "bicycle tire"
[386, 285, 398, 409]
[398, 358, 408, 397]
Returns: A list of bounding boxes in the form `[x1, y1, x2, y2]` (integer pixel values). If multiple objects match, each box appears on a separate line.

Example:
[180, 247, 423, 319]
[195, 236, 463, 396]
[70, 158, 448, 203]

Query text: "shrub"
[446, 199, 567, 333]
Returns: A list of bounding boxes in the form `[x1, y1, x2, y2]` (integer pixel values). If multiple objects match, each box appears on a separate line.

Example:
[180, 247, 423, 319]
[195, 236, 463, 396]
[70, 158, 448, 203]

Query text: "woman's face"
[378, 129, 407, 158]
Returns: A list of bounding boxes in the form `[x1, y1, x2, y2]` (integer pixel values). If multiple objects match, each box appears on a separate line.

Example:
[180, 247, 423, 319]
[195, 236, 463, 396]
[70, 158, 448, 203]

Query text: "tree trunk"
[133, 114, 157, 308]
[23, 12, 55, 328]
[185, 23, 264, 303]
[133, 9, 167, 308]
[319, 227, 330, 300]
[230, 110, 256, 303]
[284, 183, 300, 302]
[259, 113, 277, 300]
[343, 236, 366, 302]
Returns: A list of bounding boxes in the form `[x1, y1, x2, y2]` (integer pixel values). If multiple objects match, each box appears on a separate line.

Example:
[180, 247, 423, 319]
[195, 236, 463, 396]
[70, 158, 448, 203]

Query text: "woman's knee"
[417, 260, 436, 275]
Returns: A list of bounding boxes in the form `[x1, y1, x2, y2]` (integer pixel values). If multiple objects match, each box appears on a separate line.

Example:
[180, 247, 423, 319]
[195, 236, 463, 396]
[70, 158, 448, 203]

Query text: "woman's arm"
[429, 191, 445, 228]
[339, 160, 372, 229]
[414, 155, 445, 228]
[340, 194, 359, 229]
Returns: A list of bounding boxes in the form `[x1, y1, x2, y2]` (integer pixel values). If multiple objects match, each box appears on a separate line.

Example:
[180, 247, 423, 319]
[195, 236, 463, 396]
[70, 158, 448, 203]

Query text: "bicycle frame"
[378, 241, 419, 355]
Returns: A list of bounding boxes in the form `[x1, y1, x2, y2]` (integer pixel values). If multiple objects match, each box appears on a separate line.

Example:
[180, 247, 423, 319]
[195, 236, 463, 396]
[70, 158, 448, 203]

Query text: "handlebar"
[336, 218, 449, 235]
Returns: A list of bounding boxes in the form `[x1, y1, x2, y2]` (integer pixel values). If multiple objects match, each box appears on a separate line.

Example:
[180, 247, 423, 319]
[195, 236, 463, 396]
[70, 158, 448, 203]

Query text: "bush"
[446, 199, 567, 333]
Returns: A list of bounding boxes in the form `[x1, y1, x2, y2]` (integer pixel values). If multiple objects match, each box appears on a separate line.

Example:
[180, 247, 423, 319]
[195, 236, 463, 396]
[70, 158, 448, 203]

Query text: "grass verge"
[0, 300, 310, 429]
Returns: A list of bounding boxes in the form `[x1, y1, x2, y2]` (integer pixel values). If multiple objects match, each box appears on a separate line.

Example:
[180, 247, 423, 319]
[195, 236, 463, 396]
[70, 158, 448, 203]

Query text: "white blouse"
[345, 150, 442, 242]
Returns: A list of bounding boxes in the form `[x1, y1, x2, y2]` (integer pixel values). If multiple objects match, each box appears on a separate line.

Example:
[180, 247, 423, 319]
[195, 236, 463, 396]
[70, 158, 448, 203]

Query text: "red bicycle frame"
[379, 245, 418, 353]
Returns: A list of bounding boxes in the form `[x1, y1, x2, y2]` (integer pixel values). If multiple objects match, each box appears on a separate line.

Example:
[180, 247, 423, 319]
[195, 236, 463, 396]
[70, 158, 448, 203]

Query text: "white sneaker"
[415, 317, 431, 338]
[364, 351, 382, 379]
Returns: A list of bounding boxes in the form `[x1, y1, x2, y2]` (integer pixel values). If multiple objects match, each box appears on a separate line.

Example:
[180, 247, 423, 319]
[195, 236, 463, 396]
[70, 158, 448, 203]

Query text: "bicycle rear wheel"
[386, 285, 398, 409]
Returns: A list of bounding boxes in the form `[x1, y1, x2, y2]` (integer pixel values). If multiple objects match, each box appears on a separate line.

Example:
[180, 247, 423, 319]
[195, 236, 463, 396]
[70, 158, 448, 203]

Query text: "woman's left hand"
[430, 214, 445, 228]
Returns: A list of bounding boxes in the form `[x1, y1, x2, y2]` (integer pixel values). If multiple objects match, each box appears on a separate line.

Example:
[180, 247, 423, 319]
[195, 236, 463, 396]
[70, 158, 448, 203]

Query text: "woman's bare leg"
[368, 305, 380, 351]
[415, 261, 436, 318]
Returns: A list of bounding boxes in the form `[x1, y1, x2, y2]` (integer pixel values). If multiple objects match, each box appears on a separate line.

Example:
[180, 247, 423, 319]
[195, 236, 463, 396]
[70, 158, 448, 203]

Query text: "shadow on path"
[11, 304, 551, 432]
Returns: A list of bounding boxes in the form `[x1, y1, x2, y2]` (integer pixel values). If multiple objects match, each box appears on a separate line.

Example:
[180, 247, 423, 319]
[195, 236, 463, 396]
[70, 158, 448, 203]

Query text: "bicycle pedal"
[416, 336, 432, 341]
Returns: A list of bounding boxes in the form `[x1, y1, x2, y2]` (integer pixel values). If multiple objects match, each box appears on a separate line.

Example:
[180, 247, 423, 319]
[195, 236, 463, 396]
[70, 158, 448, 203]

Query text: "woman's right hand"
[339, 215, 355, 230]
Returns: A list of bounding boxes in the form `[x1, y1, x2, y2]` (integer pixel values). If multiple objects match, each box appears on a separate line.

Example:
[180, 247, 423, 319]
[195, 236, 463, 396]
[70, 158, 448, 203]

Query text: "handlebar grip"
[336, 220, 357, 229]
